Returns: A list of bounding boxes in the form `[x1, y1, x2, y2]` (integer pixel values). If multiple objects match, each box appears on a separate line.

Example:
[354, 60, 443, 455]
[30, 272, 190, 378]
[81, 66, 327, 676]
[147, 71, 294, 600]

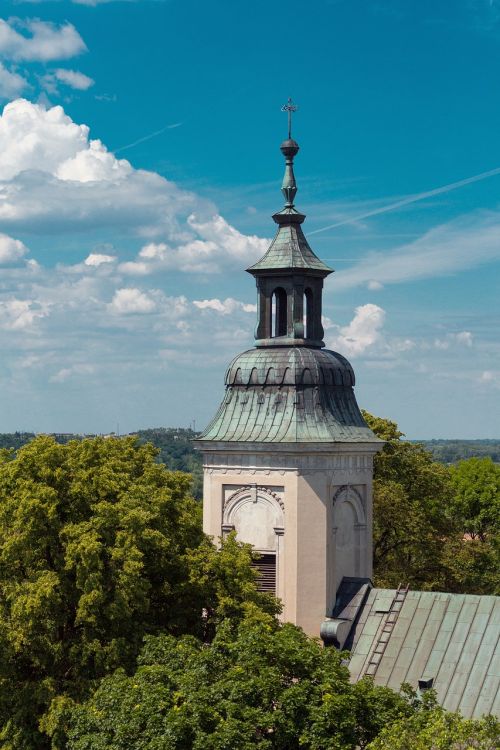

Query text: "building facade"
[195, 127, 382, 637]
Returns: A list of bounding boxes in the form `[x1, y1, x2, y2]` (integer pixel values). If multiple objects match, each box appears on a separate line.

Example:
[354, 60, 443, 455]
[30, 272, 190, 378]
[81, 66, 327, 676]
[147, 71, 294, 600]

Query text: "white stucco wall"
[199, 442, 379, 638]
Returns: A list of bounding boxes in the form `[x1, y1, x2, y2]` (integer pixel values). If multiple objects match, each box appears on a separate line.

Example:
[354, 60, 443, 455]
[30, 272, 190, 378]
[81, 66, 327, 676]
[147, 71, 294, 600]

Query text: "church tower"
[196, 104, 382, 637]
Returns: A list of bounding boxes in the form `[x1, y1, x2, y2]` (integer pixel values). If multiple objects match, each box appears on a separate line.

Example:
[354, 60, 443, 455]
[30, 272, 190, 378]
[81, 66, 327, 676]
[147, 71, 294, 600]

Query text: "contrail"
[115, 122, 183, 154]
[308, 166, 500, 235]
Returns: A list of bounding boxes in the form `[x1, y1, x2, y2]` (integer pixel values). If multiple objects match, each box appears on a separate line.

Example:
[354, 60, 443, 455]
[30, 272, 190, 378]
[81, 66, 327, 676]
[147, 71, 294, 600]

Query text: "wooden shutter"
[252, 553, 276, 594]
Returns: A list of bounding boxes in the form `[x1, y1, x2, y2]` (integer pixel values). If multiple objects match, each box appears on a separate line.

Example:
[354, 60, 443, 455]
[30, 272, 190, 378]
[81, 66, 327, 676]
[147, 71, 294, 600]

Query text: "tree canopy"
[0, 427, 497, 748]
[57, 619, 417, 750]
[363, 412, 499, 594]
[366, 700, 499, 750]
[0, 436, 275, 749]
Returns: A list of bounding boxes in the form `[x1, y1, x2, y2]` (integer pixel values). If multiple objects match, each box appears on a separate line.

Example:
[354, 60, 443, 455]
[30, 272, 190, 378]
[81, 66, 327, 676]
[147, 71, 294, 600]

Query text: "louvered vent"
[252, 553, 276, 594]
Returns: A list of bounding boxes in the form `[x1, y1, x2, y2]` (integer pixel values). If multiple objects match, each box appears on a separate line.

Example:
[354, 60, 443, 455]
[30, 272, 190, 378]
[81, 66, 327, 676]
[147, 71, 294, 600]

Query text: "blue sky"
[0, 0, 499, 438]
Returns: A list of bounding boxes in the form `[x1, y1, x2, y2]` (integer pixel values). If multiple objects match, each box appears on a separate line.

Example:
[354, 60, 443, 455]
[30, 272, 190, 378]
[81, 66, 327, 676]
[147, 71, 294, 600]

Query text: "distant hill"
[1, 432, 498, 499]
[414, 439, 500, 464]
[0, 428, 203, 499]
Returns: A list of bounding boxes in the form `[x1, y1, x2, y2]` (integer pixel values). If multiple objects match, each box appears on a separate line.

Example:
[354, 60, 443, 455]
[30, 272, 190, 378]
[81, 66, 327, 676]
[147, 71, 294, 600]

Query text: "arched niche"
[223, 486, 284, 551]
[331, 485, 367, 591]
[222, 486, 285, 597]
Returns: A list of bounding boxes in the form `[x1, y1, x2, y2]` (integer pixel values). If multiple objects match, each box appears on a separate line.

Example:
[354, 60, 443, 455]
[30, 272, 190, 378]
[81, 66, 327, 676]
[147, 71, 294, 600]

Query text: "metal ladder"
[365, 583, 409, 677]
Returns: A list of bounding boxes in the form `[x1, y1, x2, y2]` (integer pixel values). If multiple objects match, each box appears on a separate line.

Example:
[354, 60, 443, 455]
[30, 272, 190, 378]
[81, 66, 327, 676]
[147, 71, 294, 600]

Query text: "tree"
[0, 436, 276, 749]
[366, 702, 499, 750]
[363, 412, 500, 595]
[449, 458, 500, 541]
[443, 457, 500, 595]
[58, 619, 414, 750]
[362, 411, 455, 590]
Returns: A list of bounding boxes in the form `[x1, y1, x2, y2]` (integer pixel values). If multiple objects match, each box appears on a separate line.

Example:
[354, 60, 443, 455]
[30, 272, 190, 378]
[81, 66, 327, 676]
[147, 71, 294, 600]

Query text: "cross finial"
[281, 97, 298, 139]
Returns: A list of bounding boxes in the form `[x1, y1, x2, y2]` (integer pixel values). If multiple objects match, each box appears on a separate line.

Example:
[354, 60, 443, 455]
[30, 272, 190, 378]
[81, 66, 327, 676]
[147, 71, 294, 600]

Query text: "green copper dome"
[197, 113, 379, 447]
[198, 346, 376, 444]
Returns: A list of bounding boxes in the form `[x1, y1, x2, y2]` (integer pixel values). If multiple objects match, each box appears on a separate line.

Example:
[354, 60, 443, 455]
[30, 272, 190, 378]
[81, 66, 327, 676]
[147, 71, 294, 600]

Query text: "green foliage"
[419, 439, 500, 464]
[366, 702, 500, 749]
[449, 458, 500, 540]
[135, 429, 203, 500]
[0, 428, 204, 499]
[363, 412, 499, 594]
[61, 619, 414, 750]
[0, 436, 274, 749]
[363, 411, 454, 590]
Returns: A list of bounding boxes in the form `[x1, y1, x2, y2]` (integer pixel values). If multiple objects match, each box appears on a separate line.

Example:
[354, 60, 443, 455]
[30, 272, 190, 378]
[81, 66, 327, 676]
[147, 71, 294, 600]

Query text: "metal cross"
[281, 97, 298, 139]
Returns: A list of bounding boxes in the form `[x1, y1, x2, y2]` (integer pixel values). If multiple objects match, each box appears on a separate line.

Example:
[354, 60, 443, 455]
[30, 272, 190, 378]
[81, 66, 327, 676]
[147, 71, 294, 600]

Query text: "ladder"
[364, 583, 409, 678]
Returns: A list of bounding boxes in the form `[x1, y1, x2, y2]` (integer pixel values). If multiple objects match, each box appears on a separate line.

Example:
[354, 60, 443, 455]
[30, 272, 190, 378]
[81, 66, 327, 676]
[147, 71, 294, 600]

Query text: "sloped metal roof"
[197, 347, 379, 444]
[348, 588, 500, 718]
[247, 222, 332, 274]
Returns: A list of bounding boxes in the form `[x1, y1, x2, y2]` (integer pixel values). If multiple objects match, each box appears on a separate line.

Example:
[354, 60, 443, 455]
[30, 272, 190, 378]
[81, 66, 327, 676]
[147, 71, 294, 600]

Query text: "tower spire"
[246, 101, 332, 348]
[280, 98, 300, 208]
[281, 96, 298, 140]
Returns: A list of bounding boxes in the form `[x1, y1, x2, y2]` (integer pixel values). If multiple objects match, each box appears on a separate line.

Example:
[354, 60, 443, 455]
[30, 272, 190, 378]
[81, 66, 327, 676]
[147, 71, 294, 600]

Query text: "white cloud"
[335, 212, 500, 290]
[0, 233, 28, 264]
[53, 68, 94, 90]
[139, 242, 168, 259]
[0, 100, 267, 273]
[120, 215, 269, 274]
[109, 288, 156, 314]
[49, 363, 95, 383]
[455, 331, 473, 346]
[84, 253, 116, 266]
[0, 19, 86, 62]
[0, 298, 46, 330]
[0, 62, 28, 99]
[478, 370, 500, 386]
[0, 99, 206, 238]
[193, 297, 256, 315]
[0, 99, 130, 182]
[433, 331, 473, 350]
[327, 304, 386, 357]
[367, 279, 383, 291]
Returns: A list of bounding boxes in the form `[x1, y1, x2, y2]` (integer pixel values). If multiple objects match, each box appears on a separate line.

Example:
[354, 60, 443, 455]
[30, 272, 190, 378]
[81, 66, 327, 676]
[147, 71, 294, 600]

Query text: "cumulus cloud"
[0, 233, 28, 264]
[193, 297, 257, 314]
[120, 214, 268, 274]
[109, 288, 156, 314]
[0, 298, 46, 330]
[433, 331, 473, 350]
[0, 18, 86, 62]
[53, 68, 94, 90]
[0, 100, 270, 277]
[84, 253, 116, 267]
[0, 99, 130, 182]
[0, 62, 28, 99]
[41, 68, 94, 95]
[327, 304, 386, 357]
[0, 99, 208, 241]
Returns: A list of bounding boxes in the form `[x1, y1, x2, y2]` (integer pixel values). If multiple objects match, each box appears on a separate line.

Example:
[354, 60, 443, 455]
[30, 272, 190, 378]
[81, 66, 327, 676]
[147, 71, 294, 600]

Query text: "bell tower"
[195, 102, 382, 637]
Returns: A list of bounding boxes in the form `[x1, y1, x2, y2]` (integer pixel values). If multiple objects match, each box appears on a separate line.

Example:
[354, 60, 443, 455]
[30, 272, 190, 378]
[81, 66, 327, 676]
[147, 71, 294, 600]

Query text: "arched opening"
[271, 287, 287, 337]
[223, 487, 285, 597]
[304, 288, 313, 339]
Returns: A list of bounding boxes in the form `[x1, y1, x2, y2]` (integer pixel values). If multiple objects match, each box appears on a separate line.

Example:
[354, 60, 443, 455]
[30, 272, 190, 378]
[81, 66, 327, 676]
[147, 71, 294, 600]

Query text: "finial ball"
[280, 138, 300, 158]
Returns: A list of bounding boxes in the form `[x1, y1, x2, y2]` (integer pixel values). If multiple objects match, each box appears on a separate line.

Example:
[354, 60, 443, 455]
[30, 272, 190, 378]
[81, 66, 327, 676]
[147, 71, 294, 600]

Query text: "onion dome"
[197, 101, 379, 445]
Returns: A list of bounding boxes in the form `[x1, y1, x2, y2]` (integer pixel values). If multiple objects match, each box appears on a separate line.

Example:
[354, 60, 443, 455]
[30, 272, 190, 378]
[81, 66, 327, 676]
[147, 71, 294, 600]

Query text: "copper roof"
[348, 588, 500, 718]
[198, 347, 379, 443]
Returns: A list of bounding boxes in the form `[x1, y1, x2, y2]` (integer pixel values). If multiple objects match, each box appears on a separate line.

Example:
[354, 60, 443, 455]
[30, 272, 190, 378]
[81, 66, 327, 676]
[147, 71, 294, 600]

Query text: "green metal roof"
[197, 347, 380, 444]
[247, 221, 332, 274]
[348, 588, 500, 718]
